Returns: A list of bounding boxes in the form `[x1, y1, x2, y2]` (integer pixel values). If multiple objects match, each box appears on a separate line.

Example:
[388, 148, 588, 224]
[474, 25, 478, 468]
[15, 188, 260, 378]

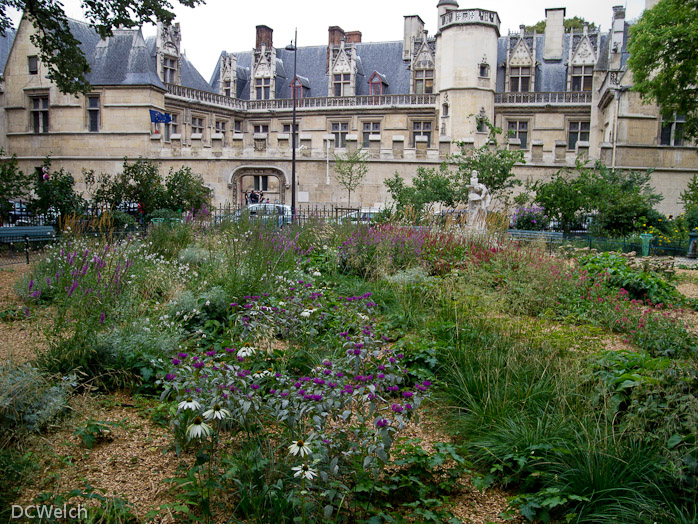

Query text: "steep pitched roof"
[0, 26, 16, 76]
[89, 28, 163, 88]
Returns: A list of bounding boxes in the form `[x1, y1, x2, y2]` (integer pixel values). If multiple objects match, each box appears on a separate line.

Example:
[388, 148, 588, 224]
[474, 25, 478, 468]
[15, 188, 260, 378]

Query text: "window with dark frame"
[291, 77, 306, 100]
[412, 121, 432, 147]
[510, 67, 531, 92]
[165, 113, 178, 141]
[369, 76, 384, 96]
[479, 64, 489, 78]
[414, 69, 434, 94]
[163, 57, 177, 83]
[333, 74, 351, 97]
[568, 121, 590, 150]
[255, 77, 271, 99]
[571, 65, 593, 91]
[28, 56, 38, 75]
[507, 120, 529, 149]
[31, 95, 49, 134]
[192, 116, 204, 135]
[253, 123, 269, 134]
[224, 81, 232, 97]
[362, 122, 380, 148]
[331, 122, 349, 148]
[87, 95, 100, 132]
[234, 120, 242, 133]
[254, 175, 268, 191]
[215, 120, 226, 139]
[660, 114, 686, 146]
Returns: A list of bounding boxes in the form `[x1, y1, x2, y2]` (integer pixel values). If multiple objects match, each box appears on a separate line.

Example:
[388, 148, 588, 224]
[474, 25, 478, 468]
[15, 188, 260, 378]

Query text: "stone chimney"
[543, 7, 565, 60]
[403, 15, 425, 60]
[610, 6, 626, 68]
[256, 25, 273, 51]
[346, 31, 362, 44]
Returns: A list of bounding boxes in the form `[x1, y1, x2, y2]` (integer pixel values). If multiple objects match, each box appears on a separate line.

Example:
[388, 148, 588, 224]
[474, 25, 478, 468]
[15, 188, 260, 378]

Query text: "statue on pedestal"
[467, 170, 491, 231]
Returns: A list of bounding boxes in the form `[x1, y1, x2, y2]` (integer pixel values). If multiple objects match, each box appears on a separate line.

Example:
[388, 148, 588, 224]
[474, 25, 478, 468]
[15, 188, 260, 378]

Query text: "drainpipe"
[612, 85, 631, 168]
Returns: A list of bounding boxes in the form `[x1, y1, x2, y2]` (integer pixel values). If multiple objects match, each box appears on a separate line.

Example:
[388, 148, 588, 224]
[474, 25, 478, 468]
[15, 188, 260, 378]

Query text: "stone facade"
[0, 0, 695, 215]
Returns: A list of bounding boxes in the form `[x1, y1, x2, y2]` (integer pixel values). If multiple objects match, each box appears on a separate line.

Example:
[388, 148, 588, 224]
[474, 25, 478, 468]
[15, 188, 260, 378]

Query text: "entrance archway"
[228, 166, 289, 205]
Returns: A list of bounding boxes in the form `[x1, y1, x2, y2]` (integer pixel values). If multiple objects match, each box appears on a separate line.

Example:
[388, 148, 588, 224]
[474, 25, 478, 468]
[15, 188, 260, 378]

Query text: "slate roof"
[0, 26, 16, 76]
[210, 41, 411, 99]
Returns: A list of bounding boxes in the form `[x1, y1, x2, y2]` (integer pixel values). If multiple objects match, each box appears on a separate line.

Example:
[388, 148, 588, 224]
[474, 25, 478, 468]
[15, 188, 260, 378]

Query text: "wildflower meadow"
[0, 214, 697, 523]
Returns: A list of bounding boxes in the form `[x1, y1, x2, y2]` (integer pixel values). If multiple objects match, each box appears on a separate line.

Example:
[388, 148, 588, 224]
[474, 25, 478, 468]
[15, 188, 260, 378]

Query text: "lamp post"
[286, 29, 298, 221]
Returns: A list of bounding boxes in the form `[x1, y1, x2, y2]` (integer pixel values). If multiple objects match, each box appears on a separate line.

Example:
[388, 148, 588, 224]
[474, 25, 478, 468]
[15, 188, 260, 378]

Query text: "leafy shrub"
[148, 208, 182, 222]
[106, 210, 137, 230]
[74, 419, 120, 448]
[0, 364, 72, 433]
[510, 206, 551, 231]
[178, 245, 210, 267]
[0, 450, 37, 520]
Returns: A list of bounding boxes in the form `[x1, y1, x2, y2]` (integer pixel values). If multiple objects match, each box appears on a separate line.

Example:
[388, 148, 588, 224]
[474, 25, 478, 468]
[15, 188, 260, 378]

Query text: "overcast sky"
[9, 0, 647, 82]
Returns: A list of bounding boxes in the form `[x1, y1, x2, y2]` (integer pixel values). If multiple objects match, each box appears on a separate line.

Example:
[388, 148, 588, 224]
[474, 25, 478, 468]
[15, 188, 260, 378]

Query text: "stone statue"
[467, 170, 491, 231]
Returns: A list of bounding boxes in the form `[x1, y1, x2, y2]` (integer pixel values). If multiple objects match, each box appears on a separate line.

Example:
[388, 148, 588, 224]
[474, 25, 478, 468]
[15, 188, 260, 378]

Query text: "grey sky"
[9, 0, 647, 82]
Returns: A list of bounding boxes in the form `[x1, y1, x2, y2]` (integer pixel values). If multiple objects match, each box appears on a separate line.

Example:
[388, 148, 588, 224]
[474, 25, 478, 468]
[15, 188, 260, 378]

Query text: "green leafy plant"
[74, 419, 121, 448]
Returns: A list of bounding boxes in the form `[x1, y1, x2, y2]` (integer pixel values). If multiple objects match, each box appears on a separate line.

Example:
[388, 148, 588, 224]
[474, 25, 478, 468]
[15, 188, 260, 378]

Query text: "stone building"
[0, 0, 694, 214]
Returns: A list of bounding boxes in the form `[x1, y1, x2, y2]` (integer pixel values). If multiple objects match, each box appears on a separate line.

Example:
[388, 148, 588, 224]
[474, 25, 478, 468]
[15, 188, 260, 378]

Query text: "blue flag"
[149, 110, 171, 124]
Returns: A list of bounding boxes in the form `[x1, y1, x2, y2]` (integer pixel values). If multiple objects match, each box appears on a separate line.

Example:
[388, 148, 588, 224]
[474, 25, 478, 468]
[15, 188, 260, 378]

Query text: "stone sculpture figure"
[467, 170, 491, 231]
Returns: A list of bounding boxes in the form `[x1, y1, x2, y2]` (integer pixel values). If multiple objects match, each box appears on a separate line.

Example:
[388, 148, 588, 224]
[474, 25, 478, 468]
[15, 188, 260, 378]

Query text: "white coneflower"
[178, 398, 201, 411]
[237, 345, 256, 358]
[300, 310, 311, 318]
[203, 403, 231, 421]
[292, 463, 317, 480]
[312, 271, 322, 277]
[186, 416, 212, 440]
[288, 439, 312, 457]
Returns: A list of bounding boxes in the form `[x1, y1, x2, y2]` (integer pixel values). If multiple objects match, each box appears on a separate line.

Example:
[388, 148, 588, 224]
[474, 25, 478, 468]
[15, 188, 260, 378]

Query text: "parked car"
[231, 203, 292, 227]
[8, 200, 32, 225]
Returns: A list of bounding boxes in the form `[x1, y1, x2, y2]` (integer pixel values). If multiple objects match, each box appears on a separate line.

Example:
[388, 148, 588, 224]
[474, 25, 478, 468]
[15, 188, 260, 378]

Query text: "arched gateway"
[228, 166, 289, 205]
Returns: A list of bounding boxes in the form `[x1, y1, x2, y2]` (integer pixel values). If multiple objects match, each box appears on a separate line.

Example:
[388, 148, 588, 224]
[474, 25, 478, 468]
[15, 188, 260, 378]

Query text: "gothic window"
[333, 74, 351, 97]
[163, 57, 177, 83]
[412, 121, 432, 147]
[414, 68, 434, 94]
[192, 116, 205, 135]
[165, 113, 178, 141]
[660, 114, 686, 146]
[31, 95, 49, 134]
[331, 122, 349, 148]
[256, 77, 271, 99]
[28, 56, 38, 75]
[362, 122, 380, 148]
[215, 120, 227, 138]
[571, 66, 593, 91]
[508, 120, 529, 149]
[87, 95, 100, 132]
[568, 121, 590, 150]
[510, 67, 530, 92]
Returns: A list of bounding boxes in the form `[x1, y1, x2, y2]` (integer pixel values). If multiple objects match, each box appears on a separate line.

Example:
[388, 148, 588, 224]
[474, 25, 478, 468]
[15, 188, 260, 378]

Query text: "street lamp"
[285, 29, 298, 221]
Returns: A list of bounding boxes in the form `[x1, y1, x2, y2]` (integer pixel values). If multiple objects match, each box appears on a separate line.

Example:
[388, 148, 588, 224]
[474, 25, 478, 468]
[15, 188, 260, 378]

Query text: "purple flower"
[313, 378, 325, 385]
[99, 311, 105, 324]
[353, 349, 361, 356]
[354, 343, 364, 349]
[28, 279, 34, 291]
[178, 352, 188, 359]
[396, 353, 404, 359]
[376, 418, 389, 428]
[422, 380, 432, 387]
[403, 391, 414, 398]
[270, 389, 277, 394]
[230, 302, 239, 307]
[225, 347, 235, 353]
[391, 404, 404, 413]
[280, 391, 289, 397]
[172, 358, 181, 365]
[206, 350, 216, 356]
[193, 361, 205, 369]
[405, 403, 413, 410]
[323, 369, 332, 375]
[250, 384, 260, 390]
[165, 373, 176, 381]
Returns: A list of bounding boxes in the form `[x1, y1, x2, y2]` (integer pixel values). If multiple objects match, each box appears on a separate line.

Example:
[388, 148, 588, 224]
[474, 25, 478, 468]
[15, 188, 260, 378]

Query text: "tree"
[31, 158, 86, 220]
[165, 166, 210, 212]
[334, 148, 369, 208]
[0, 0, 205, 95]
[384, 164, 454, 215]
[628, 0, 698, 143]
[0, 152, 31, 223]
[525, 16, 597, 34]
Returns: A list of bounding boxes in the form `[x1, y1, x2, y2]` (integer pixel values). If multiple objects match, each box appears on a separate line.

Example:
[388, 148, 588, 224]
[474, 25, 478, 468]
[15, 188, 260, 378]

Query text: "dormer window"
[163, 57, 177, 83]
[224, 81, 232, 97]
[368, 72, 388, 96]
[571, 66, 593, 91]
[510, 67, 530, 92]
[290, 76, 309, 99]
[256, 77, 271, 99]
[414, 68, 434, 94]
[333, 74, 351, 96]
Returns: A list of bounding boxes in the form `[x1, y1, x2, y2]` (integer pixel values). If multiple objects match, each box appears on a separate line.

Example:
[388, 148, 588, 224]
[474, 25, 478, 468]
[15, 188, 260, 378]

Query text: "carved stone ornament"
[509, 39, 532, 67]
[572, 36, 595, 65]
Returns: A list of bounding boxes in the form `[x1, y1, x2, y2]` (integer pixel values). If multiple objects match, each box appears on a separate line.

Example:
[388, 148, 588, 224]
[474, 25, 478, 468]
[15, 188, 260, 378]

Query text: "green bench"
[508, 229, 564, 243]
[0, 226, 56, 262]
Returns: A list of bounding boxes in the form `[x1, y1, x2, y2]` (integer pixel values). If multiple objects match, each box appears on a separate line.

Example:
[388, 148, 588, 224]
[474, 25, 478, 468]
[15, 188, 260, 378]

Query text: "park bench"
[0, 226, 56, 262]
[508, 229, 564, 243]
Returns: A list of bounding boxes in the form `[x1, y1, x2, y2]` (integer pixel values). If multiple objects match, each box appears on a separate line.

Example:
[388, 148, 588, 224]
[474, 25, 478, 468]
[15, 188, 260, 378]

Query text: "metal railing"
[495, 91, 593, 105]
